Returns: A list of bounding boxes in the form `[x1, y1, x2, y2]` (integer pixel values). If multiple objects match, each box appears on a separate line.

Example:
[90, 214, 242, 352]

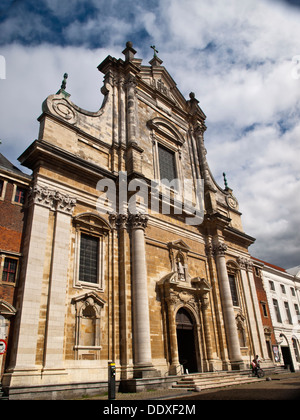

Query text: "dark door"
[281, 346, 295, 372]
[176, 308, 198, 373]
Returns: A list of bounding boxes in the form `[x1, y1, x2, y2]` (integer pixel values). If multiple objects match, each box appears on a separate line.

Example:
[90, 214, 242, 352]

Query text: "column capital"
[213, 241, 228, 257]
[109, 212, 128, 229]
[128, 212, 149, 230]
[29, 184, 76, 215]
[237, 256, 253, 271]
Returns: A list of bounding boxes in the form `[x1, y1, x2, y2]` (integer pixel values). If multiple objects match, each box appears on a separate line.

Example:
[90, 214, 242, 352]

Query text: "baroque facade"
[2, 43, 275, 398]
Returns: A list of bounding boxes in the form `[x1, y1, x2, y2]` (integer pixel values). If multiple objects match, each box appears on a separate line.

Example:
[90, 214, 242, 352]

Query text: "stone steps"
[172, 371, 264, 392]
[0, 383, 8, 400]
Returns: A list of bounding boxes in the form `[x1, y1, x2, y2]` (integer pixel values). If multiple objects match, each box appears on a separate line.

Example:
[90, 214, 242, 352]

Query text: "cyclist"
[251, 359, 258, 376]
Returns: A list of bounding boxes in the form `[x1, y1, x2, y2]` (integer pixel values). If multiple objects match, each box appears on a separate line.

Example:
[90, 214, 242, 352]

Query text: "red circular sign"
[0, 339, 7, 355]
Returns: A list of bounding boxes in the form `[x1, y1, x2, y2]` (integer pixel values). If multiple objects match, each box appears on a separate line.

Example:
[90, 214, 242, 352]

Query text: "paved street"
[171, 372, 300, 400]
[82, 372, 300, 401]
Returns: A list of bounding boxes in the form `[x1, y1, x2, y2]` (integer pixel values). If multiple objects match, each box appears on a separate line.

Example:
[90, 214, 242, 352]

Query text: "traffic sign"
[0, 339, 7, 355]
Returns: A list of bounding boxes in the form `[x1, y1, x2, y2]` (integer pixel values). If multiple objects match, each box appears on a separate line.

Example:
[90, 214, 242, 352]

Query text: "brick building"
[2, 43, 275, 399]
[0, 153, 31, 382]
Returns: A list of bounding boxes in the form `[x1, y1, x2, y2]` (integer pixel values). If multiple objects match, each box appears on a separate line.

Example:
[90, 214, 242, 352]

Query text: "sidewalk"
[80, 371, 300, 401]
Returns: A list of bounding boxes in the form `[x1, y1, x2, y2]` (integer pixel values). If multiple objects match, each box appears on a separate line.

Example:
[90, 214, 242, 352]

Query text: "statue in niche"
[176, 253, 186, 281]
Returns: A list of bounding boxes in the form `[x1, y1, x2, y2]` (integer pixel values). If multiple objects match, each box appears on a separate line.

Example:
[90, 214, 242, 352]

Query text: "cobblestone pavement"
[80, 372, 300, 401]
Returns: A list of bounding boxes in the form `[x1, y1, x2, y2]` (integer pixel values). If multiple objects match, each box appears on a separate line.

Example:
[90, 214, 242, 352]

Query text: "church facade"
[3, 43, 274, 398]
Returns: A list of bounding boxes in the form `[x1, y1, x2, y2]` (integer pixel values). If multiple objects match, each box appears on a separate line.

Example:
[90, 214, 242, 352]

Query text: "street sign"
[0, 339, 7, 355]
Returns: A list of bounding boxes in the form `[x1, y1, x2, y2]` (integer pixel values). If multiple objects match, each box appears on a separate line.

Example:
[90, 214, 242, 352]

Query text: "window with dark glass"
[292, 338, 300, 363]
[228, 274, 239, 307]
[14, 186, 25, 204]
[280, 284, 286, 294]
[261, 302, 268, 317]
[0, 180, 3, 197]
[269, 281, 275, 291]
[294, 304, 300, 323]
[79, 234, 99, 284]
[273, 299, 282, 323]
[2, 258, 18, 283]
[158, 144, 176, 182]
[284, 301, 292, 324]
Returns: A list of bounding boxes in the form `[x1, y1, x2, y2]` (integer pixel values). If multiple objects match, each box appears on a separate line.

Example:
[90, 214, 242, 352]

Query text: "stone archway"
[176, 308, 198, 373]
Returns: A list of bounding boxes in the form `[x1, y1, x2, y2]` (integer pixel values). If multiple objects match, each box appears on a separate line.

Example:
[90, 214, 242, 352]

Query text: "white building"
[254, 258, 300, 372]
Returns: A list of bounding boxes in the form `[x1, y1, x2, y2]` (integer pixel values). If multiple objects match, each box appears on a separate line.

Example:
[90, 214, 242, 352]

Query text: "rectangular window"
[284, 301, 293, 324]
[2, 258, 18, 283]
[261, 302, 268, 317]
[0, 180, 3, 197]
[294, 304, 300, 323]
[280, 284, 286, 294]
[269, 280, 275, 291]
[158, 144, 176, 182]
[79, 234, 99, 284]
[291, 287, 296, 297]
[14, 186, 25, 204]
[273, 299, 282, 323]
[228, 274, 239, 307]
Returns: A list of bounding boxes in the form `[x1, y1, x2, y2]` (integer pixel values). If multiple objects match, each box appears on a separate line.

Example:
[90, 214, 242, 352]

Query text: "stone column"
[128, 213, 156, 378]
[43, 192, 76, 369]
[213, 241, 244, 370]
[200, 294, 214, 370]
[166, 297, 180, 375]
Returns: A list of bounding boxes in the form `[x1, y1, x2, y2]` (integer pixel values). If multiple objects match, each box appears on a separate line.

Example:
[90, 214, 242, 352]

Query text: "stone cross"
[150, 45, 159, 57]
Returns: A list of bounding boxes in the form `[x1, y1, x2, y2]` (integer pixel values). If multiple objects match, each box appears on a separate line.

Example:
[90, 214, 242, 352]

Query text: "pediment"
[140, 64, 188, 109]
[0, 299, 17, 317]
[191, 277, 211, 294]
[73, 212, 111, 233]
[147, 117, 185, 145]
[168, 239, 190, 252]
[71, 291, 106, 307]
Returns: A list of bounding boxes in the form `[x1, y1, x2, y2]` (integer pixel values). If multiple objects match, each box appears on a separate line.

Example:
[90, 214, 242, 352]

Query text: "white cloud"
[0, 0, 299, 268]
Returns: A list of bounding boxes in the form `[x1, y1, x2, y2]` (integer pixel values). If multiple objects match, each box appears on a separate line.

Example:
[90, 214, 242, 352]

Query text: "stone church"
[3, 42, 273, 398]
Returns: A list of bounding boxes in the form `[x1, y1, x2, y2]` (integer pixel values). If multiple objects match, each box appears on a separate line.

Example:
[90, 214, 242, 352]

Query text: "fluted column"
[213, 241, 244, 370]
[128, 213, 154, 377]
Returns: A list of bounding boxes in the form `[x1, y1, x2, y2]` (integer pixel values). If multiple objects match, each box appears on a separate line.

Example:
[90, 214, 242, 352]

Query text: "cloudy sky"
[0, 0, 299, 269]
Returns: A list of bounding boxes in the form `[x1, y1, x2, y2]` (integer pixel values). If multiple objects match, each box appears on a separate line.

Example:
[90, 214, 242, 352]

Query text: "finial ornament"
[223, 172, 228, 189]
[61, 73, 68, 90]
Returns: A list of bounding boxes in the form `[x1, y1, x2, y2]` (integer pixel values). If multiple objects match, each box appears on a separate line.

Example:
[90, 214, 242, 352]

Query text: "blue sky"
[0, 0, 300, 269]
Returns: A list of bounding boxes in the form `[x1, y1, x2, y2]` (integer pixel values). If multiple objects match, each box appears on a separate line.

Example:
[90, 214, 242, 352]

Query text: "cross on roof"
[150, 45, 159, 57]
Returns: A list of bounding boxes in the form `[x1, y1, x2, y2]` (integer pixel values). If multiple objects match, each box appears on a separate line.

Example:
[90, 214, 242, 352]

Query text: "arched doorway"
[176, 308, 198, 373]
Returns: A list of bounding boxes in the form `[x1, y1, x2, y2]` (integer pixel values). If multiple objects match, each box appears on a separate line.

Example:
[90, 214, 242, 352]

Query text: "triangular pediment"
[168, 239, 190, 252]
[139, 63, 206, 119]
[71, 291, 106, 307]
[139, 64, 187, 109]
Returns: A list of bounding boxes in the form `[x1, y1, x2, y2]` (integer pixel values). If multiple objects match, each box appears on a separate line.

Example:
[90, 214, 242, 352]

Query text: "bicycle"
[251, 367, 265, 378]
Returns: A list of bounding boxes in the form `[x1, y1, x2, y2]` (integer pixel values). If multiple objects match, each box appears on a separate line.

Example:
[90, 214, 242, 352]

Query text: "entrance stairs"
[172, 370, 264, 392]
[0, 382, 8, 400]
